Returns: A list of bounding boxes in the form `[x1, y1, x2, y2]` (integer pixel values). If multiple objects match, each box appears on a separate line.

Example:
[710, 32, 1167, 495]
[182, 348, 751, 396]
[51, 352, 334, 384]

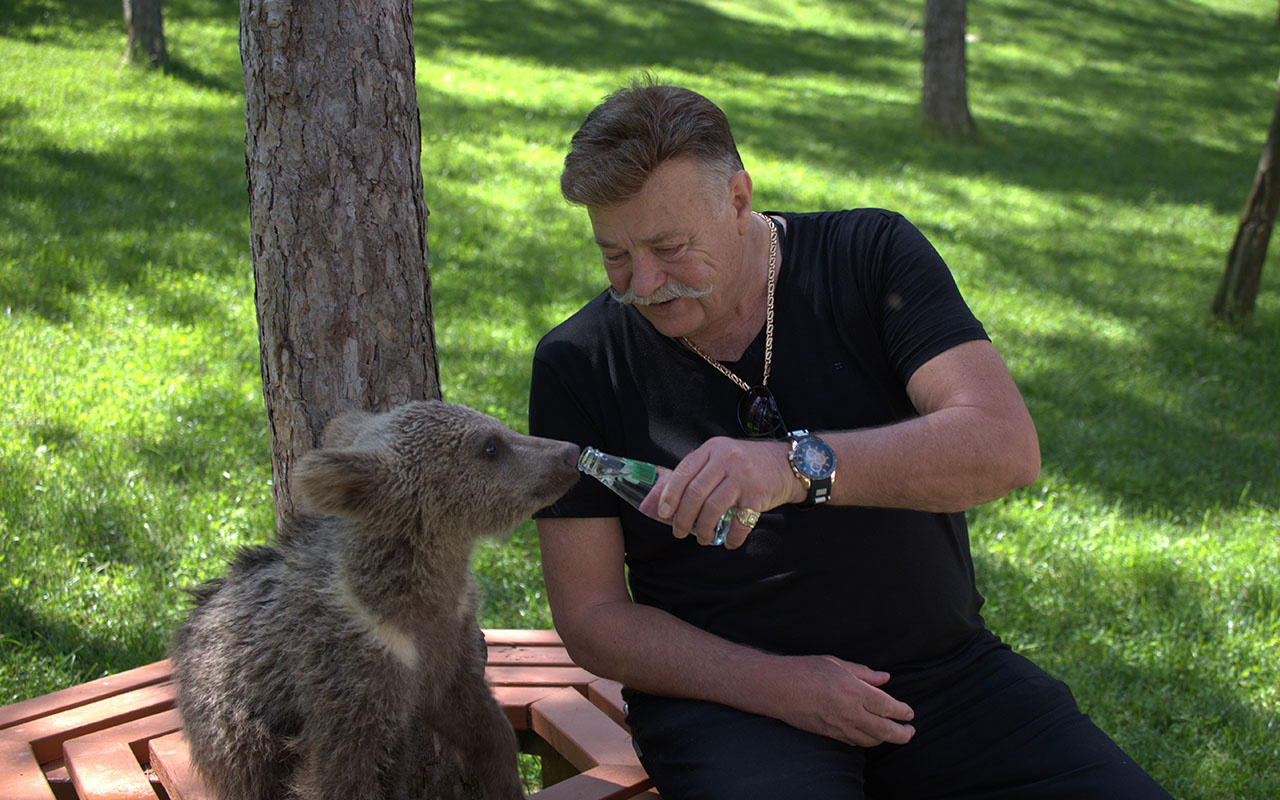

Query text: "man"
[529, 82, 1170, 799]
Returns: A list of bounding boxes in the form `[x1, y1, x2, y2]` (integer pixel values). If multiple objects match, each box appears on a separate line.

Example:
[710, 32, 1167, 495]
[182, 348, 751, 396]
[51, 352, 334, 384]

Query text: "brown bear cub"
[170, 400, 581, 800]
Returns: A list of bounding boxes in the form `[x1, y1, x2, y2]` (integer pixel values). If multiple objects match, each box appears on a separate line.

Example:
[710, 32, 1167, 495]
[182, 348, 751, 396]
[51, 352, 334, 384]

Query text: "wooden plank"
[529, 764, 653, 800]
[587, 679, 628, 731]
[491, 685, 563, 731]
[487, 645, 577, 668]
[148, 732, 213, 800]
[69, 708, 183, 762]
[63, 740, 155, 800]
[0, 661, 172, 731]
[484, 629, 564, 647]
[0, 738, 57, 800]
[486, 665, 597, 692]
[6, 683, 176, 764]
[531, 689, 640, 773]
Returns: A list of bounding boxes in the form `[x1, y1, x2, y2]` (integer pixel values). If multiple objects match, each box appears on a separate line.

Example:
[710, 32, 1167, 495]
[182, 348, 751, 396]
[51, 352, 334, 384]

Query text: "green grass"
[2, 0, 1278, 796]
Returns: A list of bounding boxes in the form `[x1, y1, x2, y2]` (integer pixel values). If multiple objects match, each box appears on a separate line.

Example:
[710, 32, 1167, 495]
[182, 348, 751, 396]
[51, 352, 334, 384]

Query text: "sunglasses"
[738, 385, 787, 439]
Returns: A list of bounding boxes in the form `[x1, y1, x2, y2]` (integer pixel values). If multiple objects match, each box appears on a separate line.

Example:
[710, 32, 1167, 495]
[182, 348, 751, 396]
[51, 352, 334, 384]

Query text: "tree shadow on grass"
[134, 388, 270, 489]
[959, 211, 1280, 515]
[417, 0, 912, 85]
[0, 0, 119, 45]
[417, 0, 1276, 217]
[972, 548, 1280, 799]
[0, 588, 169, 703]
[0, 102, 248, 325]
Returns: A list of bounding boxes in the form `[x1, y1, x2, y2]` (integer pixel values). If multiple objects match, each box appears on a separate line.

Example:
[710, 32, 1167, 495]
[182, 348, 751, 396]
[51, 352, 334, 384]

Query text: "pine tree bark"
[122, 0, 167, 69]
[922, 0, 976, 138]
[1212, 79, 1280, 322]
[242, 0, 440, 525]
[242, 0, 443, 501]
[240, 0, 461, 793]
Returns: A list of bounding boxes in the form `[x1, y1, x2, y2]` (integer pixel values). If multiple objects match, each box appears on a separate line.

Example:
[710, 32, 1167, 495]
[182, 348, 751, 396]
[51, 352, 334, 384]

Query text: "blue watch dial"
[795, 438, 836, 479]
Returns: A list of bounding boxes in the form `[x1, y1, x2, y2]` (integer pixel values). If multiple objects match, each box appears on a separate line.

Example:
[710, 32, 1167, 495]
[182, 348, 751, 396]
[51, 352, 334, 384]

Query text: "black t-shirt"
[530, 209, 991, 670]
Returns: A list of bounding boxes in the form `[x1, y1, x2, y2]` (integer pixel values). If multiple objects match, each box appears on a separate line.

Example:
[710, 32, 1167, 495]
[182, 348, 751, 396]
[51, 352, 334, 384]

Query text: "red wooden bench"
[0, 629, 658, 800]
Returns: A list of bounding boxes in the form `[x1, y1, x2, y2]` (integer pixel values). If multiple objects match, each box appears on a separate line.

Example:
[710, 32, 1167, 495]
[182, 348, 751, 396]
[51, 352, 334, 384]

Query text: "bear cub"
[170, 400, 581, 800]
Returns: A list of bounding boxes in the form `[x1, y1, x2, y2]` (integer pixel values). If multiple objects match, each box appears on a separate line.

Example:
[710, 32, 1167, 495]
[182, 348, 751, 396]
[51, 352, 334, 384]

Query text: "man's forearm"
[557, 595, 917, 747]
[822, 403, 1039, 513]
[559, 596, 781, 713]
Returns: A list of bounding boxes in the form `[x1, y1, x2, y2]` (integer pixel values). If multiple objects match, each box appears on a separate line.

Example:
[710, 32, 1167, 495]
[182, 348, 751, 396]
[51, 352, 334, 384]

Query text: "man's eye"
[655, 246, 684, 259]
[602, 251, 628, 265]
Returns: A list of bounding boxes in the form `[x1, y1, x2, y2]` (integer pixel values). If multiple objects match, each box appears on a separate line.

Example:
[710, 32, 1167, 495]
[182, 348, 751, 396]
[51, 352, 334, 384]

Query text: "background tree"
[922, 0, 976, 138]
[122, 0, 166, 69]
[240, 0, 464, 793]
[1212, 76, 1280, 322]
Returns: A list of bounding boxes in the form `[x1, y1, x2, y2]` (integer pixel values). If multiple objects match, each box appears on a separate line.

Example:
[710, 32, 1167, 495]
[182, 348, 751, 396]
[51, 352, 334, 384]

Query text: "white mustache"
[608, 280, 712, 306]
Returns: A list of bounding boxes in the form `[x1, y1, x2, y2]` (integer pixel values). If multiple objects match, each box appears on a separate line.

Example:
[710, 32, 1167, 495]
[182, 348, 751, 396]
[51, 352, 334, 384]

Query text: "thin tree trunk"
[122, 0, 167, 69]
[922, 0, 976, 138]
[240, 0, 460, 793]
[1212, 79, 1280, 322]
[241, 1, 440, 519]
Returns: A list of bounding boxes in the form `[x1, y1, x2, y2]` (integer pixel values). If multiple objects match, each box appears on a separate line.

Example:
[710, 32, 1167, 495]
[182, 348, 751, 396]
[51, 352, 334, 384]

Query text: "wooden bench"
[0, 629, 658, 800]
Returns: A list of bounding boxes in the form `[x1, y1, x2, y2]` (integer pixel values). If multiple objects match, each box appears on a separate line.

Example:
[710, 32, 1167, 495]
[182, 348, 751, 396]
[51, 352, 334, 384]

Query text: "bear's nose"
[559, 442, 581, 469]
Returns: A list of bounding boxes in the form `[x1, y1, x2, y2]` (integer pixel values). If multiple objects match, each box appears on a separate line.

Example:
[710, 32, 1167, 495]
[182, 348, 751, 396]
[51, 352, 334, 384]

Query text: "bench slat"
[6, 683, 176, 764]
[531, 688, 641, 773]
[484, 629, 565, 647]
[63, 741, 154, 800]
[0, 662, 172, 731]
[491, 685, 563, 731]
[487, 665, 598, 692]
[487, 645, 578, 667]
[0, 738, 57, 800]
[529, 764, 653, 800]
[149, 731, 213, 800]
[587, 679, 628, 731]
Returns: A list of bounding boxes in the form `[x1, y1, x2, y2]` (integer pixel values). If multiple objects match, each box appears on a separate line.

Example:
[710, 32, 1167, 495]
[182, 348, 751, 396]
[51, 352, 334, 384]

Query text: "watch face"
[794, 438, 836, 479]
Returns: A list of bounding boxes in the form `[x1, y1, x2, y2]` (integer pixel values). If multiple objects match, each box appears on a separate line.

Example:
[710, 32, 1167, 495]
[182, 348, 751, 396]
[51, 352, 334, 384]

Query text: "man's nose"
[629, 252, 666, 299]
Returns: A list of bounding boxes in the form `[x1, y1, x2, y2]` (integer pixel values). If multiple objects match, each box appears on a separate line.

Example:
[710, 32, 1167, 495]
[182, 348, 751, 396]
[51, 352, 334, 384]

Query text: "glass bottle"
[577, 446, 733, 546]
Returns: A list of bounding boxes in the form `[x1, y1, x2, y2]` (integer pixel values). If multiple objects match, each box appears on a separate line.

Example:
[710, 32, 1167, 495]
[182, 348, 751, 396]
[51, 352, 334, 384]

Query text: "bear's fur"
[170, 400, 581, 800]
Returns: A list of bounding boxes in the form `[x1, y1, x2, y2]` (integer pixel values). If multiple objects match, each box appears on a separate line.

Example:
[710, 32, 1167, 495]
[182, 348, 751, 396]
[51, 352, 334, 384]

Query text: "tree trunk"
[242, 0, 440, 527]
[922, 0, 976, 138]
[1212, 79, 1280, 322]
[240, 0, 460, 793]
[122, 0, 167, 69]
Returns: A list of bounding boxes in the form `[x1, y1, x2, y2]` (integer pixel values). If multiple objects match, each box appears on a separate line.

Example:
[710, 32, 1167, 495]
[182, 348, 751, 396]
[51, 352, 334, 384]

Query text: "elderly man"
[529, 81, 1170, 799]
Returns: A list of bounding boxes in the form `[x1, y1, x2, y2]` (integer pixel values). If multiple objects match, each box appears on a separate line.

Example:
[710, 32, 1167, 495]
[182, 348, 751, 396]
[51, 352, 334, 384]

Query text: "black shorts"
[623, 636, 1172, 800]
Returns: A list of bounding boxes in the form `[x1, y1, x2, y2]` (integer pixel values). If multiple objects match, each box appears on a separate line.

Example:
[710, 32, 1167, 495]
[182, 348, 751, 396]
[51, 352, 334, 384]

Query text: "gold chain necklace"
[681, 212, 778, 391]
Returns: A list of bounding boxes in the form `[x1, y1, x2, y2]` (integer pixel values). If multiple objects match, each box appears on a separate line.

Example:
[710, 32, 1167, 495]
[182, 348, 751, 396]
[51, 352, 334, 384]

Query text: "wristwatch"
[787, 430, 836, 506]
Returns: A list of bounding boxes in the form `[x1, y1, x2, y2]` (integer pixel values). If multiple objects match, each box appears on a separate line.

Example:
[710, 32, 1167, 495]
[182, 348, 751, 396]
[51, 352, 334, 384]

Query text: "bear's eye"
[482, 438, 500, 459]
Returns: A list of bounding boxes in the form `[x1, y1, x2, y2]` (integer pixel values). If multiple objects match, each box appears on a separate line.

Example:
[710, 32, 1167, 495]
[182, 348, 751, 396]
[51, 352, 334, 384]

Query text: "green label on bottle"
[629, 461, 658, 485]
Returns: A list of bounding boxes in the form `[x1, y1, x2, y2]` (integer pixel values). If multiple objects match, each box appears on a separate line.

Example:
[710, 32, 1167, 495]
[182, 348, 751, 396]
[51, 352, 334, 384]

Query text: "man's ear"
[292, 449, 385, 518]
[729, 168, 754, 230]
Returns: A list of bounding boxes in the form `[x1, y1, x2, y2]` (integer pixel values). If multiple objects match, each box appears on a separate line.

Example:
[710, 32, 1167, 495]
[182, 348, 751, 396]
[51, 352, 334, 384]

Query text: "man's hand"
[640, 436, 798, 548]
[769, 654, 916, 748]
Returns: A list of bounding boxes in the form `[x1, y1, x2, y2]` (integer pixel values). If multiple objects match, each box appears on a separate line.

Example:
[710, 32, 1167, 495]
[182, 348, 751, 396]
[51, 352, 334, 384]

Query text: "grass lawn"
[2, 0, 1278, 796]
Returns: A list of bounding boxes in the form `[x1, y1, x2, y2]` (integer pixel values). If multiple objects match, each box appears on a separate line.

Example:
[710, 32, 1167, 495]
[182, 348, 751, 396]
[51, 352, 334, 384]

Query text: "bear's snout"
[555, 440, 581, 471]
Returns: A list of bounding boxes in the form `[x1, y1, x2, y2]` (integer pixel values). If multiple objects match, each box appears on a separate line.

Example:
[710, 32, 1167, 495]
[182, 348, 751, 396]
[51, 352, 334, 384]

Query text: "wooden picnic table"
[0, 629, 658, 800]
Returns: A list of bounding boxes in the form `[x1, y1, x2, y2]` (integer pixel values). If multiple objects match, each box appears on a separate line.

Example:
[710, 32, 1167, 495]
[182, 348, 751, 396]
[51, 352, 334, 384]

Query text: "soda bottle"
[577, 446, 733, 546]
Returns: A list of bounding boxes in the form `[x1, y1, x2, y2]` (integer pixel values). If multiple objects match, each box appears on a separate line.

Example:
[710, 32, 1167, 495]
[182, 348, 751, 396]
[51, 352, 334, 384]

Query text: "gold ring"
[735, 507, 761, 528]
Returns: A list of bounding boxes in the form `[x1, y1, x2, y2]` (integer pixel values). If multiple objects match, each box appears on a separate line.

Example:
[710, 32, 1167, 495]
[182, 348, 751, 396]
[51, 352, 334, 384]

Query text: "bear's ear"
[321, 410, 377, 449]
[292, 449, 386, 518]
